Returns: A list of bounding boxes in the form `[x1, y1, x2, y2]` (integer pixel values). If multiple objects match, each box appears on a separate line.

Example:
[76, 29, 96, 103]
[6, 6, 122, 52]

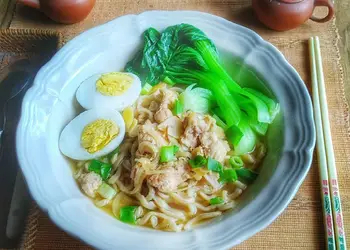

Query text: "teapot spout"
[18, 0, 40, 9]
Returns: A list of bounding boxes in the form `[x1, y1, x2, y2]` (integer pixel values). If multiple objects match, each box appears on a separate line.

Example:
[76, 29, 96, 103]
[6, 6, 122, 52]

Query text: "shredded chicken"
[79, 172, 102, 198]
[154, 89, 178, 123]
[147, 158, 190, 193]
[200, 132, 230, 163]
[180, 112, 215, 150]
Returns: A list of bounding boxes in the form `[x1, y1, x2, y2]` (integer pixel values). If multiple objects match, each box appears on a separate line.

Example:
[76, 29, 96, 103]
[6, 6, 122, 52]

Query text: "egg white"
[59, 109, 125, 160]
[76, 72, 141, 111]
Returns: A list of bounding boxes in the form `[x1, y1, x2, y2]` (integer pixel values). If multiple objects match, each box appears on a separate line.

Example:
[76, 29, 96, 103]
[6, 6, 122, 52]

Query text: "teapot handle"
[310, 0, 334, 23]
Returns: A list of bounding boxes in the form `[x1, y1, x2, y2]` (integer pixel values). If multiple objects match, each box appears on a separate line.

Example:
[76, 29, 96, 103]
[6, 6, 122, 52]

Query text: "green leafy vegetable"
[219, 169, 238, 183]
[172, 99, 184, 115]
[97, 183, 117, 200]
[232, 113, 257, 155]
[178, 84, 213, 113]
[189, 155, 207, 168]
[229, 156, 244, 169]
[125, 23, 280, 154]
[160, 145, 179, 163]
[209, 197, 225, 205]
[212, 114, 227, 130]
[207, 157, 223, 173]
[119, 206, 138, 224]
[88, 159, 112, 181]
[236, 168, 258, 183]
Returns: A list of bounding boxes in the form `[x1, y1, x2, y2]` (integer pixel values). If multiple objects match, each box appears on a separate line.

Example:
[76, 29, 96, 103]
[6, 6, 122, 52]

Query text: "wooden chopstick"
[309, 36, 347, 250]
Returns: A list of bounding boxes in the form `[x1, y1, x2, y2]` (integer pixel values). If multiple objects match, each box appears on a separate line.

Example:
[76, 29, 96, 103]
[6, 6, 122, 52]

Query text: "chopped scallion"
[100, 163, 112, 180]
[97, 183, 116, 200]
[189, 155, 207, 168]
[236, 168, 258, 183]
[120, 206, 138, 224]
[209, 197, 224, 205]
[88, 159, 112, 181]
[141, 83, 153, 95]
[229, 156, 244, 169]
[172, 99, 184, 115]
[207, 157, 223, 173]
[160, 145, 179, 163]
[88, 159, 103, 174]
[219, 169, 238, 183]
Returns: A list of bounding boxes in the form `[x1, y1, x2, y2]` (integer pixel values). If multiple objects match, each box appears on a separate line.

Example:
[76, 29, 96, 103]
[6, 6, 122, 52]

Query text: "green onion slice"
[219, 169, 238, 183]
[97, 183, 116, 200]
[160, 145, 179, 163]
[207, 157, 223, 173]
[172, 99, 184, 115]
[119, 206, 138, 224]
[88, 159, 103, 174]
[229, 156, 244, 169]
[209, 197, 225, 205]
[141, 83, 153, 95]
[236, 168, 258, 183]
[88, 159, 112, 181]
[189, 155, 207, 168]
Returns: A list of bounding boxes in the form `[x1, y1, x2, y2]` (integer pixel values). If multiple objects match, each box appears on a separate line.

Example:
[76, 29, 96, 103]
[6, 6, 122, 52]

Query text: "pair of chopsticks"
[309, 37, 347, 250]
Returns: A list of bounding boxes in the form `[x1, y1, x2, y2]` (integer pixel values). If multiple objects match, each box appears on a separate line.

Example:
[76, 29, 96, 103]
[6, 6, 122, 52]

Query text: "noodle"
[184, 212, 222, 231]
[72, 85, 266, 232]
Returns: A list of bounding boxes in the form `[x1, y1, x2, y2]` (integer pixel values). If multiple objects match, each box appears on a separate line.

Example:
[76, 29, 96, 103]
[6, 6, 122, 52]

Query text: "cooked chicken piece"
[79, 172, 102, 198]
[154, 89, 178, 123]
[154, 108, 173, 123]
[149, 101, 159, 112]
[180, 112, 215, 149]
[200, 132, 230, 163]
[138, 122, 157, 145]
[147, 158, 190, 193]
[137, 121, 167, 158]
[158, 116, 183, 139]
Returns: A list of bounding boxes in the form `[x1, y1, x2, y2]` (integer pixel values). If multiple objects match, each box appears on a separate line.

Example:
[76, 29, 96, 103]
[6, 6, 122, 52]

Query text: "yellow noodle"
[135, 193, 156, 210]
[153, 196, 186, 220]
[218, 201, 235, 211]
[234, 181, 247, 190]
[73, 86, 266, 232]
[184, 212, 222, 231]
[169, 192, 195, 204]
[228, 188, 243, 199]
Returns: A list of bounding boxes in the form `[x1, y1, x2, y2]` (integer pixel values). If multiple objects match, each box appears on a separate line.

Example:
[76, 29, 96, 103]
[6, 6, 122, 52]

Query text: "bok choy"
[125, 23, 279, 155]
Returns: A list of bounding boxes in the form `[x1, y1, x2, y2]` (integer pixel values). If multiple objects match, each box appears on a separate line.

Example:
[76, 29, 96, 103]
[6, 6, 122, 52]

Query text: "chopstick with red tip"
[309, 36, 347, 250]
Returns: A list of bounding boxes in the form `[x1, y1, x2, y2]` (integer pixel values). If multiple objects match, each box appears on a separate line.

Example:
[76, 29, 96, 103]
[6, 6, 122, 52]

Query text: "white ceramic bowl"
[16, 11, 315, 250]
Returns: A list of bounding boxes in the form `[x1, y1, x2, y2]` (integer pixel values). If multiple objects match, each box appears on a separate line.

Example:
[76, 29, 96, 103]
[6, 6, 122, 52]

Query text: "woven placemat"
[7, 1, 350, 249]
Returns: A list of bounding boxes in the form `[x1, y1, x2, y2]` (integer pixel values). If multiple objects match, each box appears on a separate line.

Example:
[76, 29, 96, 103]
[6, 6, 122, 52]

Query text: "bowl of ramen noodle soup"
[16, 11, 315, 250]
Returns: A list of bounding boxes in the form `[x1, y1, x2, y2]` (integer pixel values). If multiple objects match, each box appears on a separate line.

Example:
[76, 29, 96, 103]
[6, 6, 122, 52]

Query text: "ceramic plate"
[16, 11, 315, 250]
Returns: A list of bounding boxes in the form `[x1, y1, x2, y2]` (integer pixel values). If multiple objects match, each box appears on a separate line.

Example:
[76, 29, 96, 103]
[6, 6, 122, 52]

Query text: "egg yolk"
[96, 72, 133, 96]
[81, 119, 119, 153]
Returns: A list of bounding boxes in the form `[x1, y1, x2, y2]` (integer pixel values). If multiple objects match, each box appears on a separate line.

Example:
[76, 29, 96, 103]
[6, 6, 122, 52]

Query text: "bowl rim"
[16, 10, 316, 250]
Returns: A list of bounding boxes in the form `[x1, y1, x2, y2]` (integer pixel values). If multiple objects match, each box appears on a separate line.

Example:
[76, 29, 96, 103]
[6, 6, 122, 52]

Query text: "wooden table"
[0, 1, 349, 249]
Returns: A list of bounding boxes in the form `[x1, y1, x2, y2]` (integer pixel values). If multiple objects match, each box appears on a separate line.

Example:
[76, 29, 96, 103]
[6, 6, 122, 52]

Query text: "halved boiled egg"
[59, 109, 125, 160]
[76, 72, 141, 111]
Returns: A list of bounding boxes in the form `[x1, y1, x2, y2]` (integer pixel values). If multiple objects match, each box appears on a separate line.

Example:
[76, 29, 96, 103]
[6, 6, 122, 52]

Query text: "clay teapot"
[18, 0, 96, 24]
[252, 0, 334, 31]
